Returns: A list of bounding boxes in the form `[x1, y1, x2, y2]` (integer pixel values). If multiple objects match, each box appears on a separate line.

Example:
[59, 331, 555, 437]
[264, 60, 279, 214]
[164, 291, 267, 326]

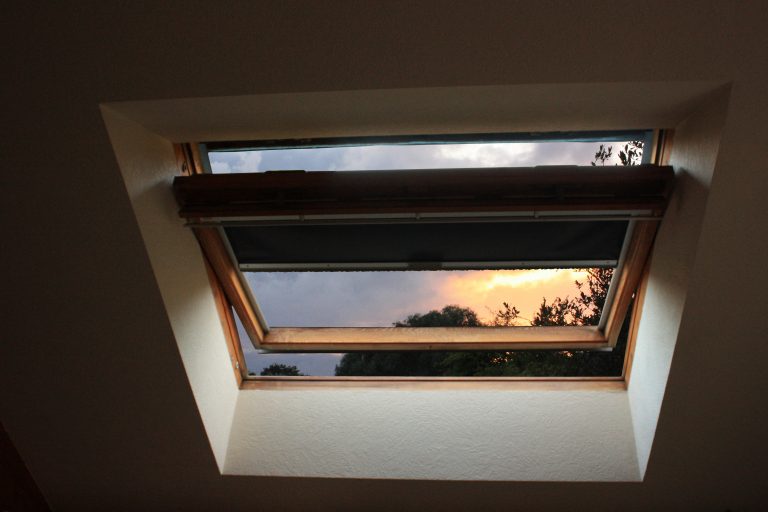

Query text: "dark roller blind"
[226, 220, 628, 270]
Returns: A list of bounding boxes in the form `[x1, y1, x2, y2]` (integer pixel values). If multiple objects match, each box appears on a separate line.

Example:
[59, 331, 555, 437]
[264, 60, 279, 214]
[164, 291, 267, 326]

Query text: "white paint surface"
[227, 388, 637, 480]
[101, 108, 240, 470]
[627, 92, 728, 475]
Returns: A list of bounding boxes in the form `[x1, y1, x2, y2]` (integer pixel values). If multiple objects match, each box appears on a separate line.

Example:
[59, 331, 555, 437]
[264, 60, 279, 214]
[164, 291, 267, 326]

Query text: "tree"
[334, 269, 630, 377]
[394, 304, 482, 328]
[523, 268, 613, 327]
[470, 267, 626, 377]
[592, 140, 644, 166]
[260, 363, 305, 376]
[334, 305, 481, 377]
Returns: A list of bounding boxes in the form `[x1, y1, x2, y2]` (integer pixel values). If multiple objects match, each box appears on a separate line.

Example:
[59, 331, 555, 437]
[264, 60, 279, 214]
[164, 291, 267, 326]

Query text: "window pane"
[245, 269, 613, 328]
[208, 139, 644, 173]
[246, 346, 628, 377]
[235, 268, 627, 378]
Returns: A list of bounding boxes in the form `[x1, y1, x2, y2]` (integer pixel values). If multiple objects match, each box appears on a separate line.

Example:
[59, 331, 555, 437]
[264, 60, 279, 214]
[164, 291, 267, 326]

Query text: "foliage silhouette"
[335, 269, 629, 377]
[260, 363, 305, 376]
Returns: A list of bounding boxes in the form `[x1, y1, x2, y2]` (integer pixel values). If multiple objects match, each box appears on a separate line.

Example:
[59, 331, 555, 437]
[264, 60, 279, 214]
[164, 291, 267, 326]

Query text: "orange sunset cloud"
[435, 269, 591, 324]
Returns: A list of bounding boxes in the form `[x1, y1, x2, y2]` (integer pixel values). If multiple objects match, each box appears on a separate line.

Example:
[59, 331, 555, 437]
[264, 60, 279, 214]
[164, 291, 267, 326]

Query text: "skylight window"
[173, 131, 670, 381]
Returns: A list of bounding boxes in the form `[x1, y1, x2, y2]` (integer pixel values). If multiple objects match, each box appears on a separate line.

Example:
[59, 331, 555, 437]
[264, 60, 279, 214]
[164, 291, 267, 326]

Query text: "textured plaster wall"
[227, 389, 637, 481]
[101, 108, 240, 470]
[628, 91, 728, 476]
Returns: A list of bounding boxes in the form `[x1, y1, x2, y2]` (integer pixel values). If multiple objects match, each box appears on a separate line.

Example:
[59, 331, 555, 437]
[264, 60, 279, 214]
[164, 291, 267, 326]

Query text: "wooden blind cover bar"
[173, 165, 674, 219]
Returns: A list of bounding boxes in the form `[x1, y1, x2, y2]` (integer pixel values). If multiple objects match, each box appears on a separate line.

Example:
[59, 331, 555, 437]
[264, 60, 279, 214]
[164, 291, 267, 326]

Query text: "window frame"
[172, 132, 672, 379]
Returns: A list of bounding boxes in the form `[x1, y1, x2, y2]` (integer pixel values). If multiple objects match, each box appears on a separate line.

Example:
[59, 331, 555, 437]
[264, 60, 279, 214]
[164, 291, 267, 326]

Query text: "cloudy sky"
[209, 141, 617, 173]
[245, 269, 593, 327]
[210, 140, 633, 375]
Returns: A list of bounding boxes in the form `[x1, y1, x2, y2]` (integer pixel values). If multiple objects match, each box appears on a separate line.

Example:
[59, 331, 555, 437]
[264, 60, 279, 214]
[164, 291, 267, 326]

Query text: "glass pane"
[233, 268, 628, 378]
[245, 346, 628, 378]
[245, 268, 613, 328]
[208, 140, 644, 173]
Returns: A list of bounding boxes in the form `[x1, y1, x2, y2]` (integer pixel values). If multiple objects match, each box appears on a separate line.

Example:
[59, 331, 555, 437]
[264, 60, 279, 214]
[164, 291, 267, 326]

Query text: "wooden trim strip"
[188, 143, 206, 175]
[240, 377, 626, 391]
[657, 130, 675, 166]
[174, 144, 191, 176]
[603, 220, 658, 346]
[194, 227, 265, 345]
[204, 260, 247, 385]
[174, 142, 206, 176]
[261, 326, 607, 351]
[623, 258, 652, 383]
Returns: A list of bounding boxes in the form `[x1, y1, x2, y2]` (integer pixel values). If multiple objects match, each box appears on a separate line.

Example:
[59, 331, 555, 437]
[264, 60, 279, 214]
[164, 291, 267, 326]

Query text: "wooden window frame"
[173, 134, 672, 378]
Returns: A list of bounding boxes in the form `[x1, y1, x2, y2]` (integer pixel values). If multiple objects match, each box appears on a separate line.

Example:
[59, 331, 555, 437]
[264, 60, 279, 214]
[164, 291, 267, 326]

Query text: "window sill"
[240, 376, 627, 391]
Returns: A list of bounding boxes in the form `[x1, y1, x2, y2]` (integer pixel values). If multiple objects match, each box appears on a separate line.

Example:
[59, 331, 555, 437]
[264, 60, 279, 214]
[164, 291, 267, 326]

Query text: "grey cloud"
[246, 271, 452, 327]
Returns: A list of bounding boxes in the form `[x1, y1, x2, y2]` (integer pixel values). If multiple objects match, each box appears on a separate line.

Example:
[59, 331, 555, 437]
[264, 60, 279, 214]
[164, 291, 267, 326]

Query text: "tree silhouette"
[260, 363, 305, 376]
[394, 304, 482, 328]
[334, 270, 630, 377]
[592, 140, 644, 166]
[334, 305, 481, 377]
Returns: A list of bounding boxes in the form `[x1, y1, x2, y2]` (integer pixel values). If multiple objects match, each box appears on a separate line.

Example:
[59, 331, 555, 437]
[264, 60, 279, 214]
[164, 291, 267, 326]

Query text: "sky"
[210, 140, 634, 375]
[245, 269, 594, 327]
[208, 141, 615, 173]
